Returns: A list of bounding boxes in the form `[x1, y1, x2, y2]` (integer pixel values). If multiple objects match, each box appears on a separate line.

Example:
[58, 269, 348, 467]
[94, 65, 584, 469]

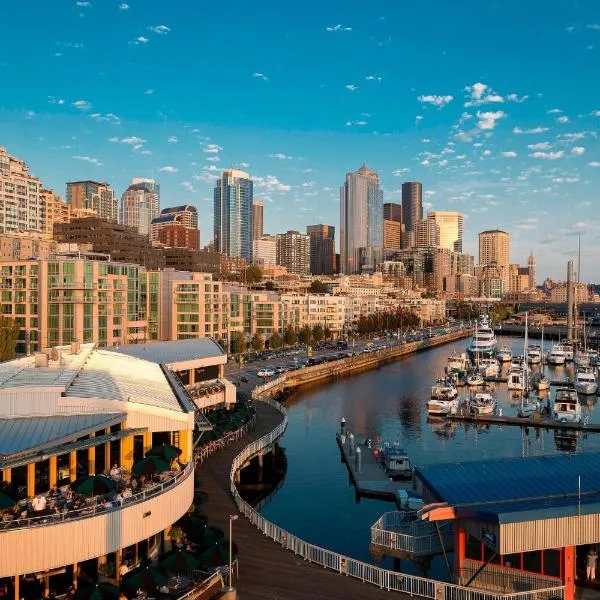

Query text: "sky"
[0, 0, 599, 281]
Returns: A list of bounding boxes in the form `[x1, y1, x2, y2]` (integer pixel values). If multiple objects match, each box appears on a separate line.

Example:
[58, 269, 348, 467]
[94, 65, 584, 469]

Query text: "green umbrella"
[177, 513, 208, 542]
[146, 444, 182, 461]
[160, 548, 200, 573]
[194, 491, 209, 505]
[71, 475, 116, 497]
[131, 456, 170, 478]
[196, 539, 238, 568]
[73, 582, 120, 600]
[0, 491, 16, 509]
[121, 566, 168, 594]
[200, 526, 225, 546]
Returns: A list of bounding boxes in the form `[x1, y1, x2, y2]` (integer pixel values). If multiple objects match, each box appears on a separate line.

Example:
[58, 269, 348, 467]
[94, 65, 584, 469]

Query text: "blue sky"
[1, 0, 599, 280]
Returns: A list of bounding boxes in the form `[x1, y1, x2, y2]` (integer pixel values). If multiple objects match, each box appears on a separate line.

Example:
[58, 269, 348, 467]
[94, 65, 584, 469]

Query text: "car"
[257, 369, 275, 378]
[275, 366, 286, 374]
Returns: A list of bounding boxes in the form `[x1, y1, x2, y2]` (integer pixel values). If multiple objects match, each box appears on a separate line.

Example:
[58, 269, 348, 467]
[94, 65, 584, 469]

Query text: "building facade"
[0, 233, 57, 261]
[252, 235, 277, 267]
[41, 189, 70, 236]
[401, 182, 422, 239]
[152, 205, 198, 240]
[416, 218, 440, 248]
[307, 224, 335, 275]
[157, 225, 200, 250]
[427, 211, 463, 252]
[383, 220, 401, 249]
[478, 229, 510, 268]
[276, 230, 310, 275]
[131, 177, 160, 217]
[340, 164, 383, 274]
[119, 184, 155, 236]
[383, 202, 402, 224]
[252, 200, 263, 241]
[66, 181, 117, 223]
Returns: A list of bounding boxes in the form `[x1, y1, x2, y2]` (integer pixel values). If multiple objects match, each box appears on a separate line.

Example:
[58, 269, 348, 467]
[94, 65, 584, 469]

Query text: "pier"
[446, 411, 600, 432]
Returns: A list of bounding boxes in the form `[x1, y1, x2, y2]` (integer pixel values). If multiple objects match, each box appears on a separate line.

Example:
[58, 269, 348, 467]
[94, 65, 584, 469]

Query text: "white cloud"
[73, 155, 102, 166]
[415, 115, 424, 121]
[48, 96, 65, 105]
[418, 94, 453, 107]
[132, 36, 149, 44]
[301, 180, 316, 188]
[72, 99, 92, 110]
[206, 156, 220, 162]
[239, 162, 250, 168]
[148, 25, 170, 34]
[588, 161, 600, 167]
[586, 24, 600, 30]
[365, 74, 382, 82]
[76, 1, 91, 6]
[558, 132, 588, 142]
[501, 151, 518, 157]
[530, 151, 564, 160]
[143, 89, 154, 95]
[252, 72, 268, 81]
[118, 2, 129, 8]
[203, 144, 222, 153]
[463, 83, 527, 107]
[557, 115, 570, 124]
[203, 165, 219, 172]
[268, 153, 294, 160]
[346, 120, 368, 126]
[168, 136, 178, 144]
[527, 142, 551, 150]
[254, 175, 292, 192]
[506, 93, 529, 103]
[192, 172, 218, 183]
[513, 126, 548, 134]
[591, 110, 600, 117]
[25, 110, 35, 119]
[482, 150, 492, 156]
[547, 108, 562, 114]
[159, 165, 178, 173]
[552, 177, 580, 183]
[90, 112, 121, 124]
[571, 146, 586, 155]
[109, 136, 145, 145]
[326, 24, 352, 32]
[345, 84, 358, 92]
[516, 218, 539, 230]
[476, 110, 506, 130]
[181, 181, 194, 192]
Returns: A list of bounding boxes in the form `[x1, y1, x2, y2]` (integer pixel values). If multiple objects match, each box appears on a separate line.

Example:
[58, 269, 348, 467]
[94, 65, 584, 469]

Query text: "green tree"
[265, 280, 276, 291]
[231, 331, 246, 355]
[269, 332, 282, 350]
[297, 325, 311, 346]
[0, 316, 20, 361]
[250, 332, 265, 352]
[309, 280, 328, 294]
[312, 323, 324, 343]
[283, 326, 297, 347]
[244, 265, 263, 284]
[324, 324, 333, 340]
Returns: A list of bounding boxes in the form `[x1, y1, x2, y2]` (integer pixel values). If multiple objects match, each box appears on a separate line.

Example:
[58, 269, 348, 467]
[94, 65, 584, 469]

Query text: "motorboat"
[527, 345, 542, 365]
[533, 373, 550, 391]
[478, 357, 500, 378]
[547, 345, 566, 366]
[467, 315, 498, 359]
[574, 367, 598, 396]
[497, 345, 512, 363]
[561, 342, 575, 362]
[466, 370, 484, 386]
[446, 351, 470, 377]
[427, 396, 459, 416]
[428, 378, 459, 415]
[507, 364, 526, 391]
[379, 446, 412, 480]
[589, 350, 599, 367]
[468, 392, 496, 415]
[553, 387, 582, 423]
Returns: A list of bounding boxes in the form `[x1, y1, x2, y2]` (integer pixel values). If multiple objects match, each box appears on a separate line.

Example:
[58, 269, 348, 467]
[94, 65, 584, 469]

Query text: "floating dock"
[446, 412, 600, 432]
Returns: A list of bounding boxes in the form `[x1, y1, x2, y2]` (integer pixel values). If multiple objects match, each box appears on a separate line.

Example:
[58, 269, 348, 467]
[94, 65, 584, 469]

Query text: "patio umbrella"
[73, 582, 120, 600]
[196, 539, 238, 568]
[194, 491, 209, 505]
[0, 491, 16, 509]
[199, 526, 225, 546]
[131, 456, 170, 478]
[160, 548, 200, 573]
[145, 444, 182, 461]
[71, 475, 116, 497]
[121, 566, 167, 594]
[177, 513, 208, 542]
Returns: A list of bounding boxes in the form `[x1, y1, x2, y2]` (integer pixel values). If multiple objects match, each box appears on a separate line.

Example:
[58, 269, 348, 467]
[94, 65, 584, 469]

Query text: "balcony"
[49, 282, 96, 290]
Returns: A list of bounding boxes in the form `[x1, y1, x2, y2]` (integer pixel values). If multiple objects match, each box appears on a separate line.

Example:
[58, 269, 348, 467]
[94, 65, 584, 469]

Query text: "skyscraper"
[427, 211, 463, 252]
[252, 200, 264, 241]
[383, 202, 402, 224]
[276, 230, 310, 275]
[213, 169, 253, 261]
[307, 224, 335, 275]
[415, 218, 440, 248]
[120, 184, 154, 236]
[383, 220, 401, 249]
[478, 229, 510, 267]
[340, 164, 383, 274]
[131, 177, 160, 218]
[401, 182, 422, 237]
[66, 180, 117, 222]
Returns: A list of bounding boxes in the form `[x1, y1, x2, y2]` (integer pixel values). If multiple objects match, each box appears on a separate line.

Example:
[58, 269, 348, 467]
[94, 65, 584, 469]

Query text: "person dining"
[110, 464, 120, 479]
[31, 494, 47, 513]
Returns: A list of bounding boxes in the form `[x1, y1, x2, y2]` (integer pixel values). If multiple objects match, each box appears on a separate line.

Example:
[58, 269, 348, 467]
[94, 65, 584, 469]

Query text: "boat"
[533, 373, 550, 391]
[379, 446, 412, 480]
[507, 363, 526, 391]
[547, 345, 566, 366]
[467, 315, 498, 359]
[552, 387, 582, 423]
[527, 345, 542, 365]
[468, 391, 496, 415]
[589, 350, 599, 367]
[574, 367, 598, 396]
[445, 351, 470, 377]
[559, 341, 575, 362]
[478, 357, 500, 378]
[574, 352, 592, 368]
[428, 378, 459, 415]
[497, 345, 512, 363]
[466, 370, 484, 386]
[554, 429, 578, 452]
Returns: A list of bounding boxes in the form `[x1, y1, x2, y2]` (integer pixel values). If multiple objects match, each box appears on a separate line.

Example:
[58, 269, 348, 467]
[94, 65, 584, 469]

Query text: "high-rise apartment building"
[252, 200, 264, 241]
[276, 230, 310, 275]
[214, 169, 253, 262]
[383, 202, 402, 224]
[427, 211, 463, 252]
[401, 182, 422, 237]
[306, 224, 335, 275]
[478, 229, 510, 267]
[383, 220, 401, 249]
[151, 204, 199, 248]
[41, 189, 70, 236]
[66, 180, 117, 223]
[416, 218, 440, 248]
[0, 147, 44, 234]
[340, 164, 383, 274]
[252, 235, 277, 267]
[120, 184, 155, 236]
[131, 177, 160, 217]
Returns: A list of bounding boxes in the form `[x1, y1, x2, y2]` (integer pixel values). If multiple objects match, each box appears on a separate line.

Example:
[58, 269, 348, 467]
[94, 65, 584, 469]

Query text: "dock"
[446, 411, 600, 432]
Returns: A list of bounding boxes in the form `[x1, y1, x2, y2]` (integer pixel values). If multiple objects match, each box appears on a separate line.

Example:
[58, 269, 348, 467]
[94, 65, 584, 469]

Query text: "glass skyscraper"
[214, 169, 253, 261]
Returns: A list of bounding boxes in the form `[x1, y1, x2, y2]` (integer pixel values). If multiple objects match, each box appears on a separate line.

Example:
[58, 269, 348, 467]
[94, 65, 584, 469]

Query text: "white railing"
[229, 394, 565, 600]
[175, 571, 224, 600]
[195, 414, 257, 465]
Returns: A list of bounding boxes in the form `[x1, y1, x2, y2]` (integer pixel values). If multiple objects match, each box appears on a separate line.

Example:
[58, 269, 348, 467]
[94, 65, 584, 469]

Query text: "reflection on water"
[259, 337, 600, 579]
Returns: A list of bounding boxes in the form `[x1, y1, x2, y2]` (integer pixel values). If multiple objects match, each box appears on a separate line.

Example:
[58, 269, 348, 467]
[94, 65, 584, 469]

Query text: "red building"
[157, 224, 200, 250]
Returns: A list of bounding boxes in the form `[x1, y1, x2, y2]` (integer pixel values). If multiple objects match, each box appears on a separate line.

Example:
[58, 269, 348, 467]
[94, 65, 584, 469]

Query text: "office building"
[383, 202, 402, 224]
[131, 177, 160, 217]
[0, 147, 43, 234]
[401, 182, 422, 236]
[340, 164, 383, 274]
[528, 252, 536, 289]
[151, 205, 199, 250]
[276, 230, 310, 275]
[252, 200, 264, 241]
[0, 232, 57, 261]
[427, 211, 463, 252]
[416, 218, 440, 248]
[478, 229, 510, 267]
[157, 224, 200, 250]
[214, 169, 253, 261]
[66, 181, 117, 223]
[41, 189, 70, 236]
[153, 205, 198, 235]
[307, 224, 335, 275]
[119, 183, 155, 236]
[383, 220, 401, 249]
[253, 235, 277, 267]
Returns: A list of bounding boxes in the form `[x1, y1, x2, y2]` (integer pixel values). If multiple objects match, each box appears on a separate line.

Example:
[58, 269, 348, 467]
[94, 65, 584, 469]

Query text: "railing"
[176, 571, 224, 600]
[195, 415, 257, 465]
[2, 462, 193, 531]
[229, 393, 565, 600]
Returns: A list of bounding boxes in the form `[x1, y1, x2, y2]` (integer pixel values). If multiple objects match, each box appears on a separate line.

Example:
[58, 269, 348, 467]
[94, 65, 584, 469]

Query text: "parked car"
[257, 368, 275, 378]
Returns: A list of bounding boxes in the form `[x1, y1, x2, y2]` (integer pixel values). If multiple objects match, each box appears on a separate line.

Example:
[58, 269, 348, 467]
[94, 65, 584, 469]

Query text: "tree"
[244, 265, 263, 284]
[0, 316, 20, 361]
[297, 325, 311, 346]
[283, 326, 297, 347]
[231, 331, 245, 355]
[312, 323, 324, 343]
[265, 280, 276, 291]
[251, 332, 265, 352]
[309, 280, 328, 294]
[324, 324, 333, 340]
[269, 332, 282, 350]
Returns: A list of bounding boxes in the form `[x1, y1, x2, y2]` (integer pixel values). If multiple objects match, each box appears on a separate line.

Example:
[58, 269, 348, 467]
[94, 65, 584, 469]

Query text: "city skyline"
[0, 0, 598, 279]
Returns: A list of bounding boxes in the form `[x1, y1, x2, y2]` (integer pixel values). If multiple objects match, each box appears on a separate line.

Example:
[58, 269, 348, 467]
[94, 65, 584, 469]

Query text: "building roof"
[151, 214, 178, 225]
[0, 413, 124, 460]
[106, 338, 225, 365]
[161, 205, 197, 215]
[416, 452, 600, 524]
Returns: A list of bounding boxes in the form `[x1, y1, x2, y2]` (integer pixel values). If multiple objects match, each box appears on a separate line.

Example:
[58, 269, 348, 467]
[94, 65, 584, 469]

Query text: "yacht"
[507, 362, 526, 391]
[527, 345, 542, 365]
[553, 387, 582, 423]
[575, 352, 593, 368]
[574, 367, 598, 396]
[466, 369, 484, 386]
[467, 315, 498, 359]
[478, 357, 500, 378]
[468, 392, 496, 415]
[547, 345, 566, 366]
[517, 393, 540, 418]
[552, 341, 574, 362]
[379, 446, 412, 480]
[446, 351, 470, 378]
[497, 346, 512, 363]
[533, 373, 550, 392]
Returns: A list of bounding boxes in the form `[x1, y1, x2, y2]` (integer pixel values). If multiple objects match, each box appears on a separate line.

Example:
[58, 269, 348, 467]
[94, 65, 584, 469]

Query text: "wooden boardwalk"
[199, 402, 402, 599]
[446, 412, 600, 432]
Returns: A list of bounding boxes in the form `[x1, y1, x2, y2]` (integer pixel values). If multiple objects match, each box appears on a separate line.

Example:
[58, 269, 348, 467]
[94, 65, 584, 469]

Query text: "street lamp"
[226, 514, 239, 596]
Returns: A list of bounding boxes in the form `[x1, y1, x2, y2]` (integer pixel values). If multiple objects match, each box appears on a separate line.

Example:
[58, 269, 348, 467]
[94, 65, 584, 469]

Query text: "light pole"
[226, 514, 239, 596]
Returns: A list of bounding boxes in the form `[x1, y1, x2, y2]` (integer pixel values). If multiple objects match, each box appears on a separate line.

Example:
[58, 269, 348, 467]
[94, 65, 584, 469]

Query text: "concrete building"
[152, 205, 198, 240]
[119, 183, 155, 236]
[214, 169, 253, 262]
[479, 229, 510, 268]
[383, 220, 401, 249]
[549, 282, 590, 303]
[416, 219, 440, 248]
[307, 224, 335, 275]
[401, 182, 422, 238]
[41, 189, 70, 236]
[252, 200, 264, 241]
[280, 293, 347, 336]
[276, 230, 310, 275]
[0, 147, 44, 234]
[131, 177, 160, 217]
[66, 181, 117, 223]
[528, 252, 536, 289]
[340, 164, 383, 274]
[427, 211, 463, 252]
[0, 232, 57, 261]
[252, 235, 277, 267]
[157, 224, 200, 250]
[383, 202, 402, 224]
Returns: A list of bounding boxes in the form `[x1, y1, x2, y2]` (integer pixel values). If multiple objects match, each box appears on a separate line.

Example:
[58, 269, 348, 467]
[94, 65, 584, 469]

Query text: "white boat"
[517, 394, 540, 418]
[478, 357, 500, 378]
[497, 346, 512, 363]
[589, 350, 599, 366]
[446, 351, 470, 377]
[574, 367, 598, 396]
[507, 364, 526, 391]
[467, 315, 498, 359]
[547, 346, 566, 366]
[469, 392, 496, 415]
[558, 341, 574, 362]
[527, 345, 542, 365]
[553, 387, 582, 423]
[575, 352, 592, 368]
[534, 374, 550, 391]
[466, 370, 484, 386]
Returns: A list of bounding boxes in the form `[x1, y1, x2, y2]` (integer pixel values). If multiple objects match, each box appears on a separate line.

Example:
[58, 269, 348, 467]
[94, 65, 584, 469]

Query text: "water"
[258, 337, 600, 579]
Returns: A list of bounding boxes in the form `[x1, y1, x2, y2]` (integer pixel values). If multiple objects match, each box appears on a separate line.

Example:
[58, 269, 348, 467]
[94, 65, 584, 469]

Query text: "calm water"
[258, 337, 600, 579]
